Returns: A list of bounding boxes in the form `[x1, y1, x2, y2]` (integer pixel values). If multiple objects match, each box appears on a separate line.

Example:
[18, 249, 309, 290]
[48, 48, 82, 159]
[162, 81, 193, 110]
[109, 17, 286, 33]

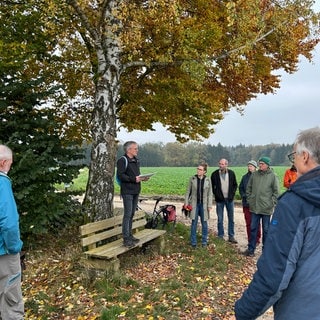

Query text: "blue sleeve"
[235, 193, 300, 319]
[0, 178, 23, 254]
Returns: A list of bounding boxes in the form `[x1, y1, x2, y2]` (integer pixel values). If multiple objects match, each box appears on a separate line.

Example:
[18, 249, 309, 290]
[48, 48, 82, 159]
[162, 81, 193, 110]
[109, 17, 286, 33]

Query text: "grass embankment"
[23, 223, 255, 319]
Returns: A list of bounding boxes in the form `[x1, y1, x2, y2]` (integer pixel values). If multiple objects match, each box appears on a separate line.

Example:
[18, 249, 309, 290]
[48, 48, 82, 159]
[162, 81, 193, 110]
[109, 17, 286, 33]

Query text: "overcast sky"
[118, 3, 320, 146]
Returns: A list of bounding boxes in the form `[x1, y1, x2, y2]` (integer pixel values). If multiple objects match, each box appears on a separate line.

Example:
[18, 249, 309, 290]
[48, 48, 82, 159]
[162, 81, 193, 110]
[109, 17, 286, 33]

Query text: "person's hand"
[136, 176, 150, 182]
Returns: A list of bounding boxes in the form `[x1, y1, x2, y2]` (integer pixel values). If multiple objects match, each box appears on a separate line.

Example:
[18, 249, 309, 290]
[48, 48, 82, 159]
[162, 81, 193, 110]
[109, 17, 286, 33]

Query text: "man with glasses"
[184, 163, 212, 248]
[117, 141, 148, 247]
[243, 156, 280, 257]
[235, 127, 320, 319]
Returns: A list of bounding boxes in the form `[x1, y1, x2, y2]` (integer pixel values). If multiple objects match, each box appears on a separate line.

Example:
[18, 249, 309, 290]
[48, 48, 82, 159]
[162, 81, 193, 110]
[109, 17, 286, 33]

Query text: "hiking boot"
[228, 237, 238, 244]
[130, 236, 140, 243]
[123, 240, 135, 248]
[243, 249, 255, 257]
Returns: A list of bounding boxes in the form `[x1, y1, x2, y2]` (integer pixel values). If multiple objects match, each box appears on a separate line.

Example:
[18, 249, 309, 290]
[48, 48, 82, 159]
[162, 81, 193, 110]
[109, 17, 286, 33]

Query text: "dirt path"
[113, 196, 274, 319]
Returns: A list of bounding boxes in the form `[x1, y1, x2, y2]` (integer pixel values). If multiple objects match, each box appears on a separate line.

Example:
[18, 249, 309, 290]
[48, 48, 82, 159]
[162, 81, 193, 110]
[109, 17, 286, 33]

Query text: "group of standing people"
[118, 127, 320, 320]
[184, 156, 280, 251]
[116, 140, 294, 254]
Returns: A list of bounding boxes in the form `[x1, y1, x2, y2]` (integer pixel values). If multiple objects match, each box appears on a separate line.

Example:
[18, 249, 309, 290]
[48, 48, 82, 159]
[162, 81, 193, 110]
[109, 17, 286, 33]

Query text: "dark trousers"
[243, 206, 261, 244]
[248, 213, 271, 253]
[122, 194, 139, 241]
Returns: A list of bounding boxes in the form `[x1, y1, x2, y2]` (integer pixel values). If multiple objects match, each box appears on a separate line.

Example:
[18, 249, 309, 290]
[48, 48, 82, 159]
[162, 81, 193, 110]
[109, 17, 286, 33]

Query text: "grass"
[96, 223, 250, 319]
[22, 222, 254, 319]
[28, 166, 279, 318]
[66, 166, 288, 199]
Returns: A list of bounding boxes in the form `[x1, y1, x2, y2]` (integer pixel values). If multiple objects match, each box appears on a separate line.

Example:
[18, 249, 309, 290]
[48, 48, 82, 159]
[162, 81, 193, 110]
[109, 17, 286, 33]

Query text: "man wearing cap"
[239, 160, 261, 246]
[243, 156, 280, 257]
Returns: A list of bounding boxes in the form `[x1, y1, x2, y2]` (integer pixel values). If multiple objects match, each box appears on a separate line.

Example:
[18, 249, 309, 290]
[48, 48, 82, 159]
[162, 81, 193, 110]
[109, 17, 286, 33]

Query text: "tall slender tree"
[2, 0, 319, 220]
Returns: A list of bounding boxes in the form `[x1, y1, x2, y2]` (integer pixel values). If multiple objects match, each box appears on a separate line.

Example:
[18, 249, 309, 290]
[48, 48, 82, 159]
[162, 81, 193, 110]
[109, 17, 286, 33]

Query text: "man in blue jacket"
[235, 126, 320, 320]
[0, 145, 24, 319]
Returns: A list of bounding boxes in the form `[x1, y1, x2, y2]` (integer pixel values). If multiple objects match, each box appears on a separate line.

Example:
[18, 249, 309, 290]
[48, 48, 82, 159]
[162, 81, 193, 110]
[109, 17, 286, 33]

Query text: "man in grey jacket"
[235, 127, 320, 319]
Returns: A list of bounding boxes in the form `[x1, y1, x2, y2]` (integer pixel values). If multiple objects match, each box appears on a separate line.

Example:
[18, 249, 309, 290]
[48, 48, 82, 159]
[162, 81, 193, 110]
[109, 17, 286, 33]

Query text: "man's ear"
[302, 151, 309, 163]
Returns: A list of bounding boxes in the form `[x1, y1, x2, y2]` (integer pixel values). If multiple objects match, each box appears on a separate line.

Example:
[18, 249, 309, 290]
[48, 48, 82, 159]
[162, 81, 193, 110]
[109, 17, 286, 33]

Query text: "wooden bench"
[80, 210, 166, 271]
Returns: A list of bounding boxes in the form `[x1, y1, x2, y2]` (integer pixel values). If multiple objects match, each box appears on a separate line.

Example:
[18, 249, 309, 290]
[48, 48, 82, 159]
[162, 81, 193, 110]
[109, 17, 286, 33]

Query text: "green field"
[71, 166, 288, 199]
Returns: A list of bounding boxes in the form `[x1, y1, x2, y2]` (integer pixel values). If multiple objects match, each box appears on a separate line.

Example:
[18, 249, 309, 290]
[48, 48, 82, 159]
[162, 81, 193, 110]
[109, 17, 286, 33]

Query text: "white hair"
[295, 127, 320, 164]
[0, 145, 13, 161]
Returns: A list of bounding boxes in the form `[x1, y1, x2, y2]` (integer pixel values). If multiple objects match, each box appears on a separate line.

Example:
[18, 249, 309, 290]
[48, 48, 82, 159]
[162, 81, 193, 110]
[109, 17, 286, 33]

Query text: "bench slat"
[84, 229, 166, 259]
[80, 215, 123, 235]
[80, 210, 145, 236]
[81, 218, 147, 247]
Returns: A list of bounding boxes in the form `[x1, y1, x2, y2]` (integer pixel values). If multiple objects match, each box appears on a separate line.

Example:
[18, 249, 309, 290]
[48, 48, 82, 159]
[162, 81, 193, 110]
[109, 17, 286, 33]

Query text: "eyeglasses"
[287, 152, 296, 163]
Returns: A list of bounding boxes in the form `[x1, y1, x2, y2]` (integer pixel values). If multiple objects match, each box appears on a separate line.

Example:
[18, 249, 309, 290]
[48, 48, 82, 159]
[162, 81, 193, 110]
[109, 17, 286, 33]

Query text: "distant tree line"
[79, 141, 293, 167]
[113, 142, 293, 167]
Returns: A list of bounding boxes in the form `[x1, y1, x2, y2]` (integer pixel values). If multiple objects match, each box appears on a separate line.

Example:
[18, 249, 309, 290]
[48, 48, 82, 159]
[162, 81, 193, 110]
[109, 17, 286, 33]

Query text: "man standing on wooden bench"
[117, 141, 149, 248]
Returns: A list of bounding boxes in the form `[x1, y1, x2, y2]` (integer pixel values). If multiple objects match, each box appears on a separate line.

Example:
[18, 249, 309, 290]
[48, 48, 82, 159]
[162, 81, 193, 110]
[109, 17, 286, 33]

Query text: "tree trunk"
[83, 73, 119, 220]
[83, 7, 121, 220]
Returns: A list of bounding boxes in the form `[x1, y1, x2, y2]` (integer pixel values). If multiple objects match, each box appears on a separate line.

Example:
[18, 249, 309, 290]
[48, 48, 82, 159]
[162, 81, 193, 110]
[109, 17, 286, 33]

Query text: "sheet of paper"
[139, 173, 156, 178]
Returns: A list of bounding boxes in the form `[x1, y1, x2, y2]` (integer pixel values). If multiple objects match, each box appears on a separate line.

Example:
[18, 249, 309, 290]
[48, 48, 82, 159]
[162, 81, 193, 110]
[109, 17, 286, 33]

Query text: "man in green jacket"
[243, 157, 280, 257]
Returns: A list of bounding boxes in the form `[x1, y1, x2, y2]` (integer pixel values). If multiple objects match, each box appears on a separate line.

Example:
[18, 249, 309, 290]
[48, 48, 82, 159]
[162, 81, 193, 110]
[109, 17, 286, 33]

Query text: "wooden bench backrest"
[80, 210, 146, 248]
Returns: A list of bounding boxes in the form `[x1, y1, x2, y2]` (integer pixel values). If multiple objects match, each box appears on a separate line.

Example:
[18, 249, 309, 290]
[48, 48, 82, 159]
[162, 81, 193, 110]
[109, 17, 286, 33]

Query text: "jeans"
[122, 194, 139, 241]
[248, 212, 271, 253]
[216, 200, 235, 238]
[190, 203, 208, 246]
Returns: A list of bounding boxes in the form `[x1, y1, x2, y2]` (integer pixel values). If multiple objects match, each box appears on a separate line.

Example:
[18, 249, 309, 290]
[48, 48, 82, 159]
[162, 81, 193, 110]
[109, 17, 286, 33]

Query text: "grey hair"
[294, 127, 320, 164]
[0, 145, 13, 160]
[123, 141, 137, 153]
[220, 158, 228, 165]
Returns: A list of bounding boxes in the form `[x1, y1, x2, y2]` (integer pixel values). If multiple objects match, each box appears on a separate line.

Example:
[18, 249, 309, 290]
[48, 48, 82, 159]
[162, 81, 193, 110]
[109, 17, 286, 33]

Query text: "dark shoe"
[217, 236, 224, 241]
[130, 236, 140, 243]
[228, 237, 238, 244]
[243, 249, 254, 257]
[202, 243, 207, 248]
[123, 240, 135, 248]
[191, 244, 197, 248]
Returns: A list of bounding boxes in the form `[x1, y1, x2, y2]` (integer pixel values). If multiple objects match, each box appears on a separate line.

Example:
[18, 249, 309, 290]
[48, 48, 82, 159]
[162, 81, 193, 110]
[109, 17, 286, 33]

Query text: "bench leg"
[81, 257, 120, 273]
[149, 235, 166, 254]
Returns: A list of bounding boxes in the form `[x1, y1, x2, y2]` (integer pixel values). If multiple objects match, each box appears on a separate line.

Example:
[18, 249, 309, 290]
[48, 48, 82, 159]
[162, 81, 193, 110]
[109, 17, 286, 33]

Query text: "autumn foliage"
[1, 0, 319, 220]
[23, 222, 260, 319]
